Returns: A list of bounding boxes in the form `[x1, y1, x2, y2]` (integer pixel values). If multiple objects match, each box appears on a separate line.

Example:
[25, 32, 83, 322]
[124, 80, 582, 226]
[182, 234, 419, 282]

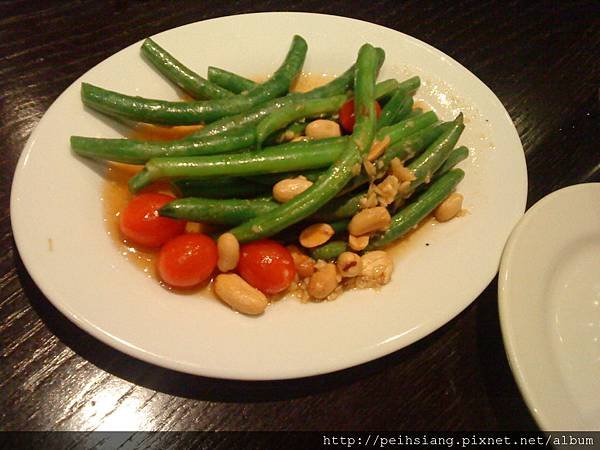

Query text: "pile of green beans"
[71, 35, 469, 255]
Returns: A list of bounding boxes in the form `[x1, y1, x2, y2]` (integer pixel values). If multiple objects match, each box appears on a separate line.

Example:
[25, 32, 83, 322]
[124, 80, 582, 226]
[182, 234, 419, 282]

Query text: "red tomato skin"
[120, 193, 186, 248]
[237, 240, 296, 295]
[157, 233, 218, 288]
[338, 99, 382, 133]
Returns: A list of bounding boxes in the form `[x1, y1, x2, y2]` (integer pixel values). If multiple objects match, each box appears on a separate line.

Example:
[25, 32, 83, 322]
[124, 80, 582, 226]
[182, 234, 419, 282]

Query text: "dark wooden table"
[2, 0, 598, 441]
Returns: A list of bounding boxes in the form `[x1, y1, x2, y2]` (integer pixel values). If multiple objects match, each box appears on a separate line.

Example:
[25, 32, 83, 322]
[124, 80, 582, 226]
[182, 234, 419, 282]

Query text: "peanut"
[389, 157, 416, 182]
[287, 245, 316, 278]
[307, 263, 338, 300]
[272, 176, 313, 203]
[359, 191, 378, 209]
[305, 119, 341, 139]
[367, 135, 391, 161]
[363, 159, 377, 179]
[348, 234, 369, 251]
[374, 175, 399, 207]
[336, 252, 363, 277]
[299, 223, 335, 248]
[214, 274, 268, 315]
[434, 193, 463, 222]
[217, 232, 240, 272]
[348, 206, 392, 236]
[360, 251, 393, 285]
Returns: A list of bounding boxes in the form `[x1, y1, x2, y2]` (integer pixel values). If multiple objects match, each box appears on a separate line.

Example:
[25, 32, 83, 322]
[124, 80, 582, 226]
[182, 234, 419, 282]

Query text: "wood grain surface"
[1, 0, 599, 438]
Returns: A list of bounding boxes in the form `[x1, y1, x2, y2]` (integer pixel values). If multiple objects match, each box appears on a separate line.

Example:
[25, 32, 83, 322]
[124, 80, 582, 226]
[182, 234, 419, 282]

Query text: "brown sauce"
[101, 163, 156, 278]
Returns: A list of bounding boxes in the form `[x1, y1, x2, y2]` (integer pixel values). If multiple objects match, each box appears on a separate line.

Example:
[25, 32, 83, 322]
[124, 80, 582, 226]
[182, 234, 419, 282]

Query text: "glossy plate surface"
[499, 183, 600, 430]
[11, 12, 526, 379]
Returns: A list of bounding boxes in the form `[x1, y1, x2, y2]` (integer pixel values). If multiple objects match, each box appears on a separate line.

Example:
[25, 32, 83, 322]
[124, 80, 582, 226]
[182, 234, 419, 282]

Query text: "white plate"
[11, 12, 526, 380]
[499, 183, 600, 430]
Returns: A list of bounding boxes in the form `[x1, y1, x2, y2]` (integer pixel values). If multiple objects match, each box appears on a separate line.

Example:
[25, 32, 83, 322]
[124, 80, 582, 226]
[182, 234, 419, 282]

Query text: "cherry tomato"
[157, 233, 218, 288]
[237, 240, 296, 295]
[338, 99, 382, 133]
[120, 193, 185, 248]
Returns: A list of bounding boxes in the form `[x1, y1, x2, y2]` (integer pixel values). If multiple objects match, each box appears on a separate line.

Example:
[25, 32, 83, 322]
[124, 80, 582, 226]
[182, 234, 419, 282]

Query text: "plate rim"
[498, 182, 600, 430]
[11, 11, 527, 380]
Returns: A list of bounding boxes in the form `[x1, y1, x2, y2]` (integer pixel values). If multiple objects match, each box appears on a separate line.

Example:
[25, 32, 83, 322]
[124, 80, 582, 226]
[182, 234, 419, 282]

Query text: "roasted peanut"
[374, 175, 399, 207]
[287, 245, 316, 278]
[398, 180, 412, 197]
[307, 263, 338, 300]
[360, 251, 393, 285]
[363, 159, 377, 179]
[214, 274, 268, 315]
[272, 176, 313, 203]
[359, 191, 378, 209]
[348, 234, 369, 251]
[299, 223, 335, 248]
[305, 119, 341, 139]
[336, 252, 363, 277]
[389, 157, 416, 182]
[217, 232, 240, 272]
[367, 135, 391, 161]
[348, 206, 392, 236]
[434, 193, 463, 222]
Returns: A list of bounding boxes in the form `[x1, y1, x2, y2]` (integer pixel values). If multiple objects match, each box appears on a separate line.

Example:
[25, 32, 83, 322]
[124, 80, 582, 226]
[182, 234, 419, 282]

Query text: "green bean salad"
[72, 35, 467, 315]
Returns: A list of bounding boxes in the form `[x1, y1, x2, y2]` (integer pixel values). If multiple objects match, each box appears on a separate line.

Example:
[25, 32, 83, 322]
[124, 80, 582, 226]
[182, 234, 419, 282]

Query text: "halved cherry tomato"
[237, 239, 296, 295]
[120, 193, 185, 248]
[338, 99, 382, 133]
[157, 233, 218, 288]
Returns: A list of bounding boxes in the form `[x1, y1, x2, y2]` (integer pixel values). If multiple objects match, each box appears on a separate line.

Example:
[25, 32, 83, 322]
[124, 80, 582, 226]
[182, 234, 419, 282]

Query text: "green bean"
[71, 74, 396, 164]
[392, 96, 413, 123]
[300, 111, 440, 194]
[263, 121, 307, 145]
[372, 79, 398, 100]
[179, 62, 359, 141]
[141, 39, 233, 100]
[377, 110, 438, 148]
[311, 241, 348, 261]
[409, 108, 423, 117]
[160, 197, 278, 225]
[228, 44, 380, 242]
[240, 115, 444, 219]
[176, 117, 442, 221]
[407, 113, 464, 193]
[412, 146, 469, 196]
[128, 137, 349, 192]
[191, 69, 389, 140]
[81, 35, 307, 125]
[436, 145, 469, 176]
[386, 76, 420, 99]
[255, 94, 348, 148]
[207, 66, 257, 94]
[70, 125, 256, 164]
[172, 177, 270, 199]
[71, 72, 406, 164]
[329, 219, 350, 235]
[338, 118, 448, 196]
[73, 81, 387, 164]
[248, 169, 323, 186]
[367, 169, 465, 249]
[377, 89, 411, 129]
[314, 120, 454, 221]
